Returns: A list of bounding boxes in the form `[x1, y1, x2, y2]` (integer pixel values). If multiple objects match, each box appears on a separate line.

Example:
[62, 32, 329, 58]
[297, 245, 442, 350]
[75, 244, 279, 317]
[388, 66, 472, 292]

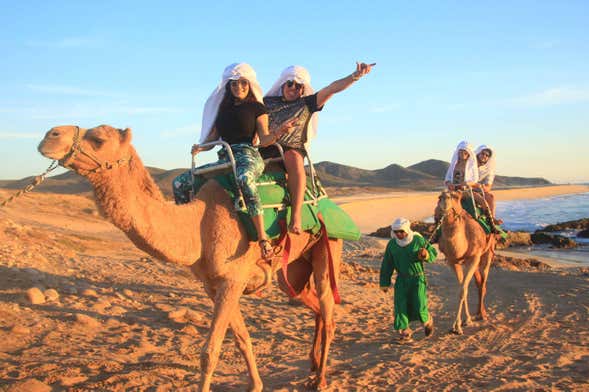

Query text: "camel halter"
[59, 126, 132, 174]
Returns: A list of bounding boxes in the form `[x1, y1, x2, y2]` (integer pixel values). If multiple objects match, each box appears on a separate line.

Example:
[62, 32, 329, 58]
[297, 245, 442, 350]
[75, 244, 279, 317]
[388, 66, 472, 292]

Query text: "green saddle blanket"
[461, 197, 508, 239]
[192, 171, 360, 241]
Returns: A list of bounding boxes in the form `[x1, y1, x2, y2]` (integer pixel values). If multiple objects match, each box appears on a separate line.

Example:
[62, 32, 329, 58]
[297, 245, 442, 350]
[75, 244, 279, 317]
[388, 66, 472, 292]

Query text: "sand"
[337, 184, 589, 234]
[0, 187, 588, 391]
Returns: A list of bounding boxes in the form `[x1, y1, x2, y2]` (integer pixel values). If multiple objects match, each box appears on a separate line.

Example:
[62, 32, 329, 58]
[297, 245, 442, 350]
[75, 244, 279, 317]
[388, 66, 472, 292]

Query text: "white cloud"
[507, 87, 589, 107]
[0, 132, 42, 139]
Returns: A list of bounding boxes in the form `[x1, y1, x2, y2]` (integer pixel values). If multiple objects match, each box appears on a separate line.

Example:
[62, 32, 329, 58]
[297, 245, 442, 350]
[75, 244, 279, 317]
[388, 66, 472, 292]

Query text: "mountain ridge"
[0, 159, 552, 199]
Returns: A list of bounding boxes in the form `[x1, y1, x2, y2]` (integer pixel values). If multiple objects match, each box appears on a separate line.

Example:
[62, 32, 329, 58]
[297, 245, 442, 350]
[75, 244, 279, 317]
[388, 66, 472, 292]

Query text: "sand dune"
[0, 188, 588, 391]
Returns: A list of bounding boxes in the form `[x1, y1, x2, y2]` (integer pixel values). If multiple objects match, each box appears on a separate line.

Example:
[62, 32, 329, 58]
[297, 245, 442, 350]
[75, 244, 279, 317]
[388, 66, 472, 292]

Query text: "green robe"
[379, 233, 437, 330]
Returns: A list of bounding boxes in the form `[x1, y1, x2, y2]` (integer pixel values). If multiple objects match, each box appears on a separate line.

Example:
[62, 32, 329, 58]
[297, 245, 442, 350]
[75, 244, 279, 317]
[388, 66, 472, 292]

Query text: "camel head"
[437, 189, 463, 215]
[38, 125, 133, 175]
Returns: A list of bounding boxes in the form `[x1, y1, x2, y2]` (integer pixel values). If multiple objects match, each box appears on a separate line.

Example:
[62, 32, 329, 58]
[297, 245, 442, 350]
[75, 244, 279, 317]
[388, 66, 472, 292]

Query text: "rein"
[60, 126, 132, 174]
[0, 160, 59, 207]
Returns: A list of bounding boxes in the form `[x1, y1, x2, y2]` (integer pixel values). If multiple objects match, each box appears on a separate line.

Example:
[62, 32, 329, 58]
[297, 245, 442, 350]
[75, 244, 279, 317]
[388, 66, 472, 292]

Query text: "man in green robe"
[380, 217, 437, 340]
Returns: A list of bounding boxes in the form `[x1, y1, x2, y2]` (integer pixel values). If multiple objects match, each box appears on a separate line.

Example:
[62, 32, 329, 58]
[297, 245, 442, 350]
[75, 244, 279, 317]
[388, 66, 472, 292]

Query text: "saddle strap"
[278, 220, 298, 298]
[317, 213, 341, 304]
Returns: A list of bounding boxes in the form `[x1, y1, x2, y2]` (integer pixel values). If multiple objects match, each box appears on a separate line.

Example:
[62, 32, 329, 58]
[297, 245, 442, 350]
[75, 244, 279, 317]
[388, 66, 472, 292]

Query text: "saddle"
[190, 169, 360, 242]
[460, 197, 507, 239]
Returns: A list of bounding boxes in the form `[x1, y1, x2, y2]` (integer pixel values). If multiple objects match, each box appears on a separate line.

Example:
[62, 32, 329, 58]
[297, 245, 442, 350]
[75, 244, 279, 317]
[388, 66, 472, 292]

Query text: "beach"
[337, 184, 589, 234]
[0, 186, 588, 391]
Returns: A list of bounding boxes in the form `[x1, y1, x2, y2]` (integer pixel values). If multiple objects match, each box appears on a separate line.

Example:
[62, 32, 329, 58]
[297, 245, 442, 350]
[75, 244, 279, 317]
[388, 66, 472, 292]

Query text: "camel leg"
[199, 280, 247, 392]
[451, 263, 465, 334]
[459, 257, 480, 330]
[310, 238, 342, 390]
[297, 285, 322, 372]
[277, 258, 323, 372]
[476, 250, 493, 321]
[200, 278, 262, 392]
[473, 269, 485, 320]
[230, 309, 263, 392]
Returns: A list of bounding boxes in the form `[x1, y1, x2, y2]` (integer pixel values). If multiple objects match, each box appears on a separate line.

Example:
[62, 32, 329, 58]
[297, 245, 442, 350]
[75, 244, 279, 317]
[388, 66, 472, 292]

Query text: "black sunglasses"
[393, 230, 405, 234]
[285, 80, 303, 90]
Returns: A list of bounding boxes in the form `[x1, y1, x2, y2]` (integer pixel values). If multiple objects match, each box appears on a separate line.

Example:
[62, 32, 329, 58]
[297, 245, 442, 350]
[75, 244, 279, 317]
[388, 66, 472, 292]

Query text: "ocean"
[497, 192, 589, 265]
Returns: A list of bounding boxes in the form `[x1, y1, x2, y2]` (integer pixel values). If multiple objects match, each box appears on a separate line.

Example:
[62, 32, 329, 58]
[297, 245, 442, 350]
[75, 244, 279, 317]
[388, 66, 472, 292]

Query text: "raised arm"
[316, 62, 374, 108]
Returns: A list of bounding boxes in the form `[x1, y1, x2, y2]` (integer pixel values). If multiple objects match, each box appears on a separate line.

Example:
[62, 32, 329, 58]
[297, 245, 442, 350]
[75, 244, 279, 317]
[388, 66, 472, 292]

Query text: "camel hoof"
[474, 313, 487, 321]
[462, 318, 472, 327]
[247, 383, 263, 392]
[450, 327, 463, 335]
[305, 376, 328, 391]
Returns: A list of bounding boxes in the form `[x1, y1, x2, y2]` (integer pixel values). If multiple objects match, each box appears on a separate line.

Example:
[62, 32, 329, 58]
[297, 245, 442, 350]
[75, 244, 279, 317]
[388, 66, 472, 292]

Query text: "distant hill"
[0, 160, 551, 198]
[314, 160, 551, 190]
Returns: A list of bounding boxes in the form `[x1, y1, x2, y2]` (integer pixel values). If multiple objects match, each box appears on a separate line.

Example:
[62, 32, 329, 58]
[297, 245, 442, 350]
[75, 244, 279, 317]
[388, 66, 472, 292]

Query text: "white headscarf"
[198, 63, 264, 143]
[444, 140, 479, 184]
[475, 144, 496, 186]
[391, 217, 416, 247]
[265, 65, 319, 148]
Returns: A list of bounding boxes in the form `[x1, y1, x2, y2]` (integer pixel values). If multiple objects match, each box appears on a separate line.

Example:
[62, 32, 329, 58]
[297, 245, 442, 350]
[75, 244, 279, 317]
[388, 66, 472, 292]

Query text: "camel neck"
[87, 151, 204, 266]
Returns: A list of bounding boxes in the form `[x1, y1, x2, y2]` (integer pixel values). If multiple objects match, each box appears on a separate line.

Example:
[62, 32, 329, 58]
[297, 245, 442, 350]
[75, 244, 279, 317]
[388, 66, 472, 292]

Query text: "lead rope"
[0, 160, 59, 207]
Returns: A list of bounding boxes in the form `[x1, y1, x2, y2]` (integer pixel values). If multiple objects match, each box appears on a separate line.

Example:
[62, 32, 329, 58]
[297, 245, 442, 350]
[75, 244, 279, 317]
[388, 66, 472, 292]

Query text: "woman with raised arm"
[259, 62, 374, 234]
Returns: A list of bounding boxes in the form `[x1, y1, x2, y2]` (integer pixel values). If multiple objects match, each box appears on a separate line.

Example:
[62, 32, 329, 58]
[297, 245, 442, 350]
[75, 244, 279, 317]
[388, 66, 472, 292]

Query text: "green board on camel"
[191, 171, 361, 241]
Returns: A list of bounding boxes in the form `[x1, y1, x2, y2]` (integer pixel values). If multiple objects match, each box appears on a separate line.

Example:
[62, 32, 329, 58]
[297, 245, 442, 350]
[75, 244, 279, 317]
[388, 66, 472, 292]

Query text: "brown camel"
[37, 124, 343, 391]
[436, 190, 496, 334]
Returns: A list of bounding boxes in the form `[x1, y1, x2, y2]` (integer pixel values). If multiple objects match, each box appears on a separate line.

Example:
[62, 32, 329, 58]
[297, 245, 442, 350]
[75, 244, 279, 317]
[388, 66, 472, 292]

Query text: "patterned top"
[263, 94, 323, 150]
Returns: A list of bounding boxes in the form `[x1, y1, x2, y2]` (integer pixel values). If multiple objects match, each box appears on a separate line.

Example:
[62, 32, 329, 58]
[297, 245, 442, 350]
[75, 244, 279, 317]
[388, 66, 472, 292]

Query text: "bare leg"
[283, 149, 306, 234]
[199, 280, 247, 392]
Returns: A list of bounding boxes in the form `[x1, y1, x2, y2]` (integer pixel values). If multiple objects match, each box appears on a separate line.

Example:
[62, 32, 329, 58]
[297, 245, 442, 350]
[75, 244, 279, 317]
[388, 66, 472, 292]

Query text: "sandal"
[258, 239, 274, 261]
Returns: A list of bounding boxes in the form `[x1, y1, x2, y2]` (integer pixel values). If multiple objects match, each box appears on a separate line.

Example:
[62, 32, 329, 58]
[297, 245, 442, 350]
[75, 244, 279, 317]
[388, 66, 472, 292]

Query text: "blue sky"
[1, 1, 588, 182]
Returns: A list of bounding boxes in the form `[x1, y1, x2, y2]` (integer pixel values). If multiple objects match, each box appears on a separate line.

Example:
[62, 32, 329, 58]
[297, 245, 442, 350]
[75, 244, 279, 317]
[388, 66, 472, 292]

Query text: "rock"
[369, 226, 391, 238]
[155, 303, 174, 312]
[181, 325, 199, 336]
[550, 236, 577, 249]
[122, 289, 134, 297]
[6, 378, 51, 392]
[74, 313, 101, 328]
[531, 232, 553, 244]
[11, 325, 31, 334]
[81, 288, 99, 298]
[185, 309, 201, 323]
[92, 300, 111, 312]
[44, 289, 59, 302]
[168, 308, 188, 320]
[505, 231, 532, 247]
[60, 375, 88, 387]
[542, 218, 589, 232]
[108, 306, 127, 316]
[26, 287, 46, 305]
